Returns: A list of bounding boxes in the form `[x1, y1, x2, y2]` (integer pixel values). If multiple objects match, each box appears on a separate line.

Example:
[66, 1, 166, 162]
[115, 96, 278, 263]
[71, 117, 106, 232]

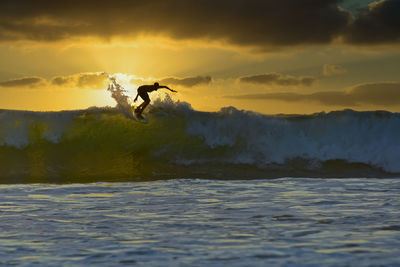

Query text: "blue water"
[1, 178, 400, 266]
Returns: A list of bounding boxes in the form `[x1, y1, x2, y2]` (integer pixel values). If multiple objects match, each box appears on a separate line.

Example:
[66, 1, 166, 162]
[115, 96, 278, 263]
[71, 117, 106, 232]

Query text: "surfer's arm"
[159, 86, 177, 93]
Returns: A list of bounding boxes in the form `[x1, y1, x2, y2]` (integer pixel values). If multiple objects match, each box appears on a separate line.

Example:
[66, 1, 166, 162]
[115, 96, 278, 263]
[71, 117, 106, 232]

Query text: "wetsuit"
[137, 85, 157, 102]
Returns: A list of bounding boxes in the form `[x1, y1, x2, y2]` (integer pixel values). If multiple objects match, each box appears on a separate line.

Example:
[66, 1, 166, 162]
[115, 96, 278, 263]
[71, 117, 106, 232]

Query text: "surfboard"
[133, 112, 148, 124]
[130, 105, 148, 123]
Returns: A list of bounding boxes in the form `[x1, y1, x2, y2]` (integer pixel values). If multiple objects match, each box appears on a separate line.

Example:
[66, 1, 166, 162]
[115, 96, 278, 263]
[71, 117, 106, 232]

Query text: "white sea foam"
[0, 110, 79, 148]
[184, 107, 400, 173]
[104, 72, 134, 119]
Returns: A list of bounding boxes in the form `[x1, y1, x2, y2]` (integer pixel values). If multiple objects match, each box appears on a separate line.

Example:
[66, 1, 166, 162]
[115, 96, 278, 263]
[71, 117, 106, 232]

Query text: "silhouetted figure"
[133, 82, 177, 118]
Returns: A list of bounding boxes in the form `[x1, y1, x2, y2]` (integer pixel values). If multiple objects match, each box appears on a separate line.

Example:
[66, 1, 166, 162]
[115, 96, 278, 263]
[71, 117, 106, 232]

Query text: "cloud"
[226, 82, 400, 106]
[130, 78, 146, 86]
[2, 72, 210, 90]
[344, 0, 400, 44]
[51, 76, 74, 86]
[159, 76, 212, 87]
[226, 91, 352, 106]
[52, 73, 108, 89]
[0, 73, 107, 90]
[77, 73, 108, 89]
[323, 64, 347, 76]
[0, 77, 45, 87]
[0, 0, 351, 49]
[2, 1, 400, 48]
[240, 73, 317, 87]
[349, 82, 400, 105]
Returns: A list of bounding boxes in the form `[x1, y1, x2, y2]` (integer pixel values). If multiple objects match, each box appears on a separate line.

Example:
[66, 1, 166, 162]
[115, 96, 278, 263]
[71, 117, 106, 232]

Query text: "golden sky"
[0, 0, 400, 114]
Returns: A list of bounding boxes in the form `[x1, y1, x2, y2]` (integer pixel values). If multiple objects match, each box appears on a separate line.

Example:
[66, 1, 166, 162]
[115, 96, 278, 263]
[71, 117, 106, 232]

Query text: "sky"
[0, 0, 400, 114]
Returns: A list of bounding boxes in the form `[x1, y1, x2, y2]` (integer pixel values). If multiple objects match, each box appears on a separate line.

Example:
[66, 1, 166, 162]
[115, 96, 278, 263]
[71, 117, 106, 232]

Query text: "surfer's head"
[154, 82, 159, 87]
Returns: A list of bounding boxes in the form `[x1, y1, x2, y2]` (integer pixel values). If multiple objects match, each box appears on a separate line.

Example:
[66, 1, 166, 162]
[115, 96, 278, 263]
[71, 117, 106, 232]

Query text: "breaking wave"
[0, 76, 399, 183]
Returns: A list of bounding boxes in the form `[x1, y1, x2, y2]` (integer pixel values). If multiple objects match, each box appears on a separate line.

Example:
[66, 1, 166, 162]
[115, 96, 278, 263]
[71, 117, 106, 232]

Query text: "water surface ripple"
[0, 178, 399, 266]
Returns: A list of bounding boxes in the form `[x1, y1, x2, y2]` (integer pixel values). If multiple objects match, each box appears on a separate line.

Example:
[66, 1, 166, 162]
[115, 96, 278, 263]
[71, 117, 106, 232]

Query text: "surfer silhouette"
[133, 82, 177, 118]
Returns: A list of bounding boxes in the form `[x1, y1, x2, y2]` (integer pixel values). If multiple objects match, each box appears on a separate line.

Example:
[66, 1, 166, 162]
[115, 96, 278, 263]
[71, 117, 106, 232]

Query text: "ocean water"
[1, 178, 400, 266]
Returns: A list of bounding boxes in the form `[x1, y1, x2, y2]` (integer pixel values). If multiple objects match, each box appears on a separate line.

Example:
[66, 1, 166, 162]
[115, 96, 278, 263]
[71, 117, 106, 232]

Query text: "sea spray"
[103, 72, 134, 119]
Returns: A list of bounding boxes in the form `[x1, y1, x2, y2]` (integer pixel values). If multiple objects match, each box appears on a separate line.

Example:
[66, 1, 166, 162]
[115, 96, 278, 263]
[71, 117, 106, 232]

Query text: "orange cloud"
[0, 73, 107, 90]
[160, 76, 212, 87]
[239, 73, 317, 87]
[51, 73, 108, 89]
[1, 73, 212, 90]
[323, 64, 347, 76]
[226, 82, 400, 107]
[0, 77, 45, 88]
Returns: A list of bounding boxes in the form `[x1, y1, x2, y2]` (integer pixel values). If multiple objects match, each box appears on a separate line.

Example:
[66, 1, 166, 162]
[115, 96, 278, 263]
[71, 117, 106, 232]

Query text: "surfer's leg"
[135, 103, 144, 113]
[136, 93, 150, 115]
[137, 100, 150, 115]
[135, 92, 147, 113]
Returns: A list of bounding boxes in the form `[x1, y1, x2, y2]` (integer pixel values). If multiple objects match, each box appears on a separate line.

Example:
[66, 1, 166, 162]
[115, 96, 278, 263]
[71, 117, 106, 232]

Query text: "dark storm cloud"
[160, 76, 212, 87]
[0, 77, 44, 87]
[344, 0, 400, 44]
[226, 82, 400, 106]
[0, 0, 352, 48]
[240, 73, 317, 87]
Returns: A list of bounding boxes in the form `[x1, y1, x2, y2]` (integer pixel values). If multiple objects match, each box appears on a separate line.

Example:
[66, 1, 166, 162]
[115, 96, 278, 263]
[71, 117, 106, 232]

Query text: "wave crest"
[0, 100, 398, 182]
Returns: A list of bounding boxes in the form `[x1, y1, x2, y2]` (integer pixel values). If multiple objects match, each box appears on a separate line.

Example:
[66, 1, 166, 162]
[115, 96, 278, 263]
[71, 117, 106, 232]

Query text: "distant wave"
[0, 96, 399, 183]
